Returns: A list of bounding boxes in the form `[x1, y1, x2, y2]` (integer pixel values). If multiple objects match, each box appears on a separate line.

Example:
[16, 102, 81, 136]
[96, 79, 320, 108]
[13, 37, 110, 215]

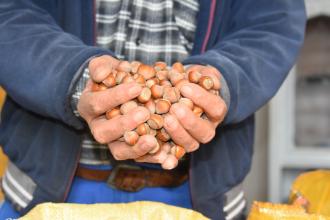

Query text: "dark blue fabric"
[0, 177, 192, 219]
[0, 0, 306, 219]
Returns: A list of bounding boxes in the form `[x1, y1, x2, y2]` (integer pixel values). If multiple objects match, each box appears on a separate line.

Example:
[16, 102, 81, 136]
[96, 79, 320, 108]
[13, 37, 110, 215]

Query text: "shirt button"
[135, 38, 141, 46]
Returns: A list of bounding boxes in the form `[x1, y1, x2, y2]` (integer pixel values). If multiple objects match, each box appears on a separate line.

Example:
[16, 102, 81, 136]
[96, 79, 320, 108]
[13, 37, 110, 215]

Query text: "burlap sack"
[19, 201, 209, 220]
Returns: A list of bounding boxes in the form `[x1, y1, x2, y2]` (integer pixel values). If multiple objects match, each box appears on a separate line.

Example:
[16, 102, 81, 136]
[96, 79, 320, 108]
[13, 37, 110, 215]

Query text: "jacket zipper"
[201, 0, 217, 53]
[92, 0, 97, 45]
[189, 0, 218, 208]
[62, 0, 96, 202]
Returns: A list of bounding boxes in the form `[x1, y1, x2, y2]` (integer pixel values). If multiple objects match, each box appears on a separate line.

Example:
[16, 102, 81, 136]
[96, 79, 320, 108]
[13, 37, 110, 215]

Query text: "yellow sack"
[247, 201, 330, 220]
[289, 170, 330, 216]
[19, 201, 209, 220]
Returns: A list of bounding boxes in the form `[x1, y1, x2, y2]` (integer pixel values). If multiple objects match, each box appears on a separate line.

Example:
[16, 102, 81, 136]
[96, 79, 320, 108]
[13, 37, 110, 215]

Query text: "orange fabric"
[0, 87, 8, 201]
[290, 170, 330, 217]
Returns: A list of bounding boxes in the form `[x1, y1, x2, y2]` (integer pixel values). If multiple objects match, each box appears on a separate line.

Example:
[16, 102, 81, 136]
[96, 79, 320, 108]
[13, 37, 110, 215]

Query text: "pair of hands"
[77, 55, 227, 169]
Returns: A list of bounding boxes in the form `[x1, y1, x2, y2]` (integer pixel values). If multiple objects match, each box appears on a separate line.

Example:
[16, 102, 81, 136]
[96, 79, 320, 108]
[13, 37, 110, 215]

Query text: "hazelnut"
[111, 69, 118, 78]
[136, 123, 150, 136]
[144, 99, 156, 114]
[188, 70, 202, 83]
[120, 100, 138, 115]
[172, 62, 185, 73]
[159, 80, 172, 87]
[117, 60, 132, 73]
[137, 64, 156, 80]
[192, 106, 203, 117]
[155, 99, 171, 114]
[102, 74, 116, 87]
[210, 89, 220, 96]
[171, 145, 186, 159]
[91, 82, 108, 92]
[156, 128, 170, 142]
[149, 129, 157, 136]
[163, 87, 180, 103]
[124, 130, 139, 146]
[122, 75, 134, 84]
[179, 98, 194, 110]
[199, 76, 214, 90]
[137, 87, 152, 103]
[147, 114, 164, 130]
[150, 84, 164, 99]
[130, 61, 142, 74]
[169, 70, 184, 86]
[105, 107, 121, 119]
[115, 71, 127, 84]
[153, 61, 167, 71]
[91, 82, 100, 92]
[156, 70, 169, 81]
[146, 78, 159, 88]
[133, 74, 145, 85]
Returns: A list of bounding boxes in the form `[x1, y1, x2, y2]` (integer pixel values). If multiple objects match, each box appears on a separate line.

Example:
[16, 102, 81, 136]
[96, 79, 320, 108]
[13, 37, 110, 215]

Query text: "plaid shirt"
[72, 0, 199, 165]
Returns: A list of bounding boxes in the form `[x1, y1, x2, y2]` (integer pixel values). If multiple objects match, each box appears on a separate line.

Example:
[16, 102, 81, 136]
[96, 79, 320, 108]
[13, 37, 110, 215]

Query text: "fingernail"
[164, 115, 175, 128]
[128, 85, 141, 96]
[181, 85, 193, 96]
[134, 110, 147, 122]
[174, 106, 186, 119]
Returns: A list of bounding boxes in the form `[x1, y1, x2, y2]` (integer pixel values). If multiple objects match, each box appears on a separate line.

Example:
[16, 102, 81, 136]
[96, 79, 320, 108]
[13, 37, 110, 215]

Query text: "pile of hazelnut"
[92, 61, 218, 160]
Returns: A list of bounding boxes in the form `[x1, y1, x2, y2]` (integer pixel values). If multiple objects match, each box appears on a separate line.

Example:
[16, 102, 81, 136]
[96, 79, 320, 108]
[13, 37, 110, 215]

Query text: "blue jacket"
[0, 0, 305, 219]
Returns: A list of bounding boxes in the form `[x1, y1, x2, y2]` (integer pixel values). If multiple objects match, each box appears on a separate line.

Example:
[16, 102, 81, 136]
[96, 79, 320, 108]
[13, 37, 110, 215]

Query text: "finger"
[186, 65, 203, 73]
[109, 135, 157, 160]
[180, 83, 227, 122]
[134, 142, 171, 164]
[78, 82, 142, 117]
[83, 79, 94, 92]
[200, 66, 221, 90]
[90, 106, 150, 144]
[89, 55, 120, 82]
[170, 103, 215, 144]
[161, 154, 178, 170]
[163, 114, 199, 152]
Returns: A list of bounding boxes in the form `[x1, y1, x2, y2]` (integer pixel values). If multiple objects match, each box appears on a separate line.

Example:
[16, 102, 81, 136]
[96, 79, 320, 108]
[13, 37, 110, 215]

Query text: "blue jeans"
[0, 176, 192, 218]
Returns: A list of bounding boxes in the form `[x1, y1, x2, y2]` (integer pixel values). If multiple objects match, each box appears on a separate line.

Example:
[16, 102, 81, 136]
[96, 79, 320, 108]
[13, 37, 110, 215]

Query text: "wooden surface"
[0, 87, 7, 201]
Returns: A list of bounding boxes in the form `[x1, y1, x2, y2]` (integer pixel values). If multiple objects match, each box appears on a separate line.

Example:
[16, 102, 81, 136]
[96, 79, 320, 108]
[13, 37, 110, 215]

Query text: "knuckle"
[186, 142, 199, 152]
[89, 58, 103, 72]
[112, 151, 126, 160]
[214, 101, 227, 120]
[94, 65, 106, 76]
[201, 129, 215, 144]
[89, 100, 103, 115]
[138, 141, 152, 153]
[88, 58, 99, 70]
[156, 155, 166, 164]
[183, 117, 196, 131]
[137, 137, 154, 153]
[91, 127, 107, 144]
[151, 155, 162, 163]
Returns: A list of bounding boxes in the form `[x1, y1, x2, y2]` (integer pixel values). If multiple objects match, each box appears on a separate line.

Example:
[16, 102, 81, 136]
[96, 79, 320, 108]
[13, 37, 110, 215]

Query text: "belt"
[76, 164, 188, 192]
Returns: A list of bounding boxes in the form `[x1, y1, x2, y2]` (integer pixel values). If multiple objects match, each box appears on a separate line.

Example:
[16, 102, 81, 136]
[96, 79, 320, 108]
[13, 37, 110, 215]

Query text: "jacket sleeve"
[184, 0, 306, 125]
[0, 0, 113, 129]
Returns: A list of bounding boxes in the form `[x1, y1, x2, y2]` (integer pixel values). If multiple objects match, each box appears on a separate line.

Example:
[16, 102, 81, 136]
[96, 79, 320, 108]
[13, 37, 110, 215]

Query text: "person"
[0, 0, 305, 219]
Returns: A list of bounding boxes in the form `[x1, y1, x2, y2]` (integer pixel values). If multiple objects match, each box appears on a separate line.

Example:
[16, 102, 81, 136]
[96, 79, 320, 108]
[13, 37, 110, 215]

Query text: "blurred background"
[0, 0, 329, 213]
[243, 0, 330, 209]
